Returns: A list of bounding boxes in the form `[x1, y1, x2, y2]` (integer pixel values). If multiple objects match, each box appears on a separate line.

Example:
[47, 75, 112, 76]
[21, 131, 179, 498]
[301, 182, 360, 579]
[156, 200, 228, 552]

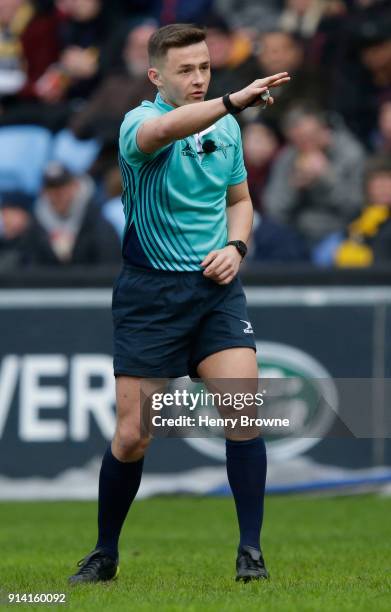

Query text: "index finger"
[263, 72, 289, 84]
[201, 251, 218, 268]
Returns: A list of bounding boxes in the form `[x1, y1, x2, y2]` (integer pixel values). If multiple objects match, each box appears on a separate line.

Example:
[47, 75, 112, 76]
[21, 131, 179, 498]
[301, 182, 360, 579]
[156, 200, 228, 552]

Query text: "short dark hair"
[148, 23, 206, 65]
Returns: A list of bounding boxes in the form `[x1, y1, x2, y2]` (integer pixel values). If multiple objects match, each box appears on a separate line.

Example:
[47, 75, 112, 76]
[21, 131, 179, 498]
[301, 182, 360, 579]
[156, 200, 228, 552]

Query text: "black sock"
[96, 446, 144, 561]
[225, 437, 267, 551]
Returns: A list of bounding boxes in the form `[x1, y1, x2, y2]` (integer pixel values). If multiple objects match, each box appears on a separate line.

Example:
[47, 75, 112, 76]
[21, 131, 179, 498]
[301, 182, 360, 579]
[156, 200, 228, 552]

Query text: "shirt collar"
[154, 92, 176, 112]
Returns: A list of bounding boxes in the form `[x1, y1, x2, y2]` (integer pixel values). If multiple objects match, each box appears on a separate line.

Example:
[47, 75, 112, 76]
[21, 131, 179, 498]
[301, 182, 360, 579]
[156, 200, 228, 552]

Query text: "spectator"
[264, 105, 365, 244]
[334, 155, 391, 266]
[254, 30, 328, 126]
[0, 0, 60, 113]
[214, 0, 280, 34]
[203, 14, 259, 105]
[278, 0, 346, 67]
[0, 191, 33, 269]
[24, 161, 121, 265]
[242, 120, 280, 214]
[69, 21, 157, 142]
[37, 0, 115, 104]
[332, 4, 391, 146]
[279, 0, 340, 39]
[371, 99, 391, 155]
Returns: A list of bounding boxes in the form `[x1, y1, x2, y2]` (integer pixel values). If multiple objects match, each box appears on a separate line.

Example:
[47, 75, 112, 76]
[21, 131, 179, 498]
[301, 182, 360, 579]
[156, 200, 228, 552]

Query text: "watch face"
[229, 240, 247, 257]
[238, 242, 247, 257]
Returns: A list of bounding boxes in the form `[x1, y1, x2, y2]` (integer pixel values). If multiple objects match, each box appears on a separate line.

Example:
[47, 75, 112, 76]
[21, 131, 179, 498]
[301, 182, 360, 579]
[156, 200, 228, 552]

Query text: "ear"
[148, 67, 162, 88]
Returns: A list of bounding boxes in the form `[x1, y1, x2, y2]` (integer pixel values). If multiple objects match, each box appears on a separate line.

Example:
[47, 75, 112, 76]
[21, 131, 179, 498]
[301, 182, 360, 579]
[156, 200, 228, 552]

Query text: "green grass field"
[0, 495, 390, 611]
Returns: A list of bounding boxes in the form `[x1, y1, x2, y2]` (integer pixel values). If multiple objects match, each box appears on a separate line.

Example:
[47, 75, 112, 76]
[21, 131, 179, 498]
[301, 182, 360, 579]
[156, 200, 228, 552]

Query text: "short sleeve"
[119, 105, 168, 165]
[228, 118, 247, 186]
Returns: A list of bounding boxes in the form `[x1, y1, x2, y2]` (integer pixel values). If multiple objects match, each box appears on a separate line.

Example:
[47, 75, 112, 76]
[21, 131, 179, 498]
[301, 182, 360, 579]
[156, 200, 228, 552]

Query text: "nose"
[192, 70, 205, 86]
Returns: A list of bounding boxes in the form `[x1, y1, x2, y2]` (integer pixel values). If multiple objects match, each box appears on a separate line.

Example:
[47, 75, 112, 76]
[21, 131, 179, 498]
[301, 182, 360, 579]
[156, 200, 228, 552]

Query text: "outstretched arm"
[137, 73, 290, 154]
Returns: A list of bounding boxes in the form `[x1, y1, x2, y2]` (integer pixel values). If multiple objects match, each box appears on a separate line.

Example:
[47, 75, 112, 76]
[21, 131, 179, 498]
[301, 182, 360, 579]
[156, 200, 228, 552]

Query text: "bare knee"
[112, 428, 151, 462]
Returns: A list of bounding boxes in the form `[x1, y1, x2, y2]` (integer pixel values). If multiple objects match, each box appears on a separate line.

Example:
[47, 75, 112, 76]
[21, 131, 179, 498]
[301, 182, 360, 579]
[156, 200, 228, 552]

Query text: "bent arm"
[201, 180, 253, 285]
[226, 180, 253, 244]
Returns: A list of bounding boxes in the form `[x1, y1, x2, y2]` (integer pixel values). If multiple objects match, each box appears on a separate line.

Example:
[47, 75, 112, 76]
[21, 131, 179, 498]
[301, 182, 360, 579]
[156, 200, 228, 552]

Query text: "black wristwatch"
[227, 240, 247, 259]
[222, 92, 243, 115]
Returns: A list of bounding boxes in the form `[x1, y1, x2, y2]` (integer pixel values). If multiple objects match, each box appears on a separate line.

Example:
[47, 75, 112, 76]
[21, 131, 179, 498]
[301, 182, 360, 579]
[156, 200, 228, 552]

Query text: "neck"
[159, 92, 178, 108]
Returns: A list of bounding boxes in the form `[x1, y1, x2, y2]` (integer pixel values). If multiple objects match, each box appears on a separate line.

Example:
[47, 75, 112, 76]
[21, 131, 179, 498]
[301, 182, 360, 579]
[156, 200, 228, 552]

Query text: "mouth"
[190, 91, 205, 97]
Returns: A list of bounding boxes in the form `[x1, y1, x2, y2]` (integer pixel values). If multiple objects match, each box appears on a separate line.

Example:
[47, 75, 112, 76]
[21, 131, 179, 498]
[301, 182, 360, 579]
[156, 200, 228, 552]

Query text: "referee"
[69, 23, 290, 585]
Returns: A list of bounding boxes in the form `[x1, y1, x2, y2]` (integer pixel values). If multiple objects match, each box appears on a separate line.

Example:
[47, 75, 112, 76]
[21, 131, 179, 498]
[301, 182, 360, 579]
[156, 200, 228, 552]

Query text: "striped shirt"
[118, 92, 247, 271]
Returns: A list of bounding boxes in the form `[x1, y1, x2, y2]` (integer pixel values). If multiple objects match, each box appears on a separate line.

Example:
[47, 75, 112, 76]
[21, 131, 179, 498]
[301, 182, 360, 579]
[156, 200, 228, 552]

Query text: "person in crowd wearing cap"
[0, 191, 33, 270]
[23, 161, 121, 265]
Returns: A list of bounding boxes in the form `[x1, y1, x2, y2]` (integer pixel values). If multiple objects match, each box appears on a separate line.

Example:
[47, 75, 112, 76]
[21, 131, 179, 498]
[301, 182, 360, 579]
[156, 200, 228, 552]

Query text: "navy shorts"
[112, 263, 256, 378]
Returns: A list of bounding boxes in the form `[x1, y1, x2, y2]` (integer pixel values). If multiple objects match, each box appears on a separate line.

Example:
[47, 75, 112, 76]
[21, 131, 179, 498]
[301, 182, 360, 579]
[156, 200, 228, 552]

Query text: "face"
[149, 41, 211, 106]
[1, 207, 30, 239]
[124, 24, 157, 77]
[367, 172, 391, 205]
[379, 101, 391, 141]
[45, 181, 79, 216]
[243, 123, 278, 166]
[206, 29, 232, 69]
[0, 0, 23, 25]
[286, 116, 330, 152]
[361, 40, 391, 72]
[257, 32, 303, 74]
[56, 0, 100, 21]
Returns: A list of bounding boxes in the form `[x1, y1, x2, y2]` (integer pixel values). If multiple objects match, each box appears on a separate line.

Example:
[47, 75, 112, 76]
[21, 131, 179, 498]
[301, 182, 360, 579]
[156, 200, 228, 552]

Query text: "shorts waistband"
[122, 262, 202, 277]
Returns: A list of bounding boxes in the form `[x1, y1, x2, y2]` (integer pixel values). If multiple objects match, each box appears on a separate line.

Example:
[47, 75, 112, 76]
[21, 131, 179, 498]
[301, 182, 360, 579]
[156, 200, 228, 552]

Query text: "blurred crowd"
[0, 0, 391, 270]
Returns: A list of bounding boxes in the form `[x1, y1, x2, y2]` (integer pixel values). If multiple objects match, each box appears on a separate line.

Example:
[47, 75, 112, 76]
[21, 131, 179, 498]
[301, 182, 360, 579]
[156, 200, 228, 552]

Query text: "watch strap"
[222, 92, 243, 115]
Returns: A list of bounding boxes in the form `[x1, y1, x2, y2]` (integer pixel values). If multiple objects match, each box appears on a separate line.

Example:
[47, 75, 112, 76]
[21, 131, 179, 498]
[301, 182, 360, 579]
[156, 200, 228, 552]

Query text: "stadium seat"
[0, 125, 52, 195]
[51, 129, 101, 175]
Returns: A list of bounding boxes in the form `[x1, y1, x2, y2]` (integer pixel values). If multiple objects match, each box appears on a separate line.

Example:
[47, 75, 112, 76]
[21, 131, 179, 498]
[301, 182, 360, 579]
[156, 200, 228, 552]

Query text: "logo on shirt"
[218, 141, 233, 158]
[181, 139, 233, 158]
[181, 141, 197, 158]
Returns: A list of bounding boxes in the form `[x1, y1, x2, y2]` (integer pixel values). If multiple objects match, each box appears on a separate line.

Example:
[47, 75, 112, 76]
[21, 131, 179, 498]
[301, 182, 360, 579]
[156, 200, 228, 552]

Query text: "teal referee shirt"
[118, 92, 247, 272]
